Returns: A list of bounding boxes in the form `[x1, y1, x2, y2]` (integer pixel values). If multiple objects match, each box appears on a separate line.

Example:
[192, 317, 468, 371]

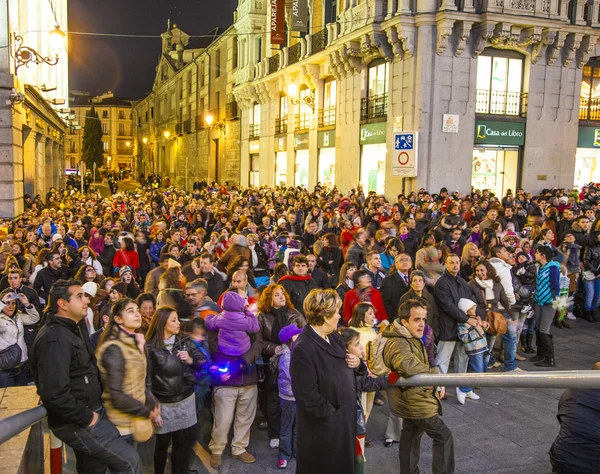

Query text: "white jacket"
[490, 258, 516, 308]
[0, 306, 40, 363]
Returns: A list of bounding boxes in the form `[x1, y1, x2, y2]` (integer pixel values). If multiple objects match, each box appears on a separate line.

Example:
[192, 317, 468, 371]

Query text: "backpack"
[366, 334, 391, 376]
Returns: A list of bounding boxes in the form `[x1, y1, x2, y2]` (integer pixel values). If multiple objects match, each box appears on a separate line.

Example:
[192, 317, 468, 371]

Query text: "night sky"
[68, 0, 237, 100]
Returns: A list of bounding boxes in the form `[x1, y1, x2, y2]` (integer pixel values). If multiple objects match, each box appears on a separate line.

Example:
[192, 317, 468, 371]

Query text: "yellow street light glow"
[205, 114, 214, 126]
[125, 141, 131, 147]
[50, 25, 66, 55]
[164, 131, 170, 139]
[287, 83, 298, 97]
[142, 137, 148, 144]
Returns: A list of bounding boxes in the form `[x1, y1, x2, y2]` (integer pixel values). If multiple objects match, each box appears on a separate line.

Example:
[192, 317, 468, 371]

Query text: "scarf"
[271, 306, 289, 344]
[476, 277, 495, 300]
[164, 334, 176, 353]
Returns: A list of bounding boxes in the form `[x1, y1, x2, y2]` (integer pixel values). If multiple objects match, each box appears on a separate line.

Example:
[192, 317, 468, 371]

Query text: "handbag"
[582, 270, 596, 281]
[131, 417, 154, 442]
[0, 321, 22, 370]
[486, 310, 507, 336]
[356, 398, 367, 436]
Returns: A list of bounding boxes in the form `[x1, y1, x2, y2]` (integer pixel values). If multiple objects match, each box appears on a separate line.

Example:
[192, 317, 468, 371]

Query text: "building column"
[22, 126, 36, 199]
[0, 96, 23, 217]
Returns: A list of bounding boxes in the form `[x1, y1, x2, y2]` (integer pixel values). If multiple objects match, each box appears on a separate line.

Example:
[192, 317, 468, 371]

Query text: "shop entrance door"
[472, 147, 519, 197]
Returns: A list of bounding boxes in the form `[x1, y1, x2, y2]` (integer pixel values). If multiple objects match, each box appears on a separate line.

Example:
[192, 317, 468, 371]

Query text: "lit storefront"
[274, 136, 287, 187]
[294, 133, 309, 188]
[575, 127, 600, 189]
[317, 130, 335, 189]
[472, 119, 524, 196]
[359, 122, 386, 194]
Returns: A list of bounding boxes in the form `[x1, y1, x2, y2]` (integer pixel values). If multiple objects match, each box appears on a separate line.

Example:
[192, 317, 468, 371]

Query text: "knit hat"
[51, 233, 63, 242]
[457, 298, 477, 314]
[516, 251, 530, 261]
[111, 282, 127, 296]
[277, 217, 287, 226]
[82, 282, 98, 298]
[119, 266, 132, 278]
[279, 324, 302, 344]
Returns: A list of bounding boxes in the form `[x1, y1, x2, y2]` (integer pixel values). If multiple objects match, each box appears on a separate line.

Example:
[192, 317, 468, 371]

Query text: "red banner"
[271, 0, 285, 45]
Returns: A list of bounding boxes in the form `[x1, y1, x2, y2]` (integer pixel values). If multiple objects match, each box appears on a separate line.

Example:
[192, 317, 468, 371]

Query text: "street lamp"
[142, 137, 148, 144]
[205, 114, 214, 127]
[287, 83, 315, 111]
[205, 113, 226, 133]
[13, 25, 66, 73]
[164, 131, 170, 139]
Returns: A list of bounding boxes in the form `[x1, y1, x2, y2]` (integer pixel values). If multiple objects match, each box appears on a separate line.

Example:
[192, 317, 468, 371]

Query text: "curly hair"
[257, 284, 294, 313]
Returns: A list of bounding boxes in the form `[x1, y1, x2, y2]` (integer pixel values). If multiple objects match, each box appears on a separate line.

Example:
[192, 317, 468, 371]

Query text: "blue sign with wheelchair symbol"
[394, 133, 414, 150]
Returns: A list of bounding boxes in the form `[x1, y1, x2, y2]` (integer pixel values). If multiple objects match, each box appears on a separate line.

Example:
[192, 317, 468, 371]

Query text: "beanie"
[278, 324, 303, 344]
[457, 298, 477, 314]
[82, 282, 98, 298]
[119, 266, 132, 278]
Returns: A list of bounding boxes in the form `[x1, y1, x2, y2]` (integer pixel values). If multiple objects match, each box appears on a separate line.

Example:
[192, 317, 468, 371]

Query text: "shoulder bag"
[0, 319, 22, 370]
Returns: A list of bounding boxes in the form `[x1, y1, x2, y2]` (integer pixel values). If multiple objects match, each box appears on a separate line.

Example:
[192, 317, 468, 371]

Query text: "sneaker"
[505, 367, 526, 373]
[233, 451, 256, 464]
[373, 398, 384, 406]
[566, 312, 576, 320]
[456, 388, 467, 405]
[278, 460, 288, 469]
[270, 438, 280, 449]
[384, 439, 394, 447]
[488, 361, 502, 369]
[210, 454, 222, 468]
[465, 390, 480, 400]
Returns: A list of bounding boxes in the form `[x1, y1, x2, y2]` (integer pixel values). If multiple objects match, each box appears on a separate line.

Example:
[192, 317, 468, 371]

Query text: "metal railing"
[475, 89, 528, 116]
[361, 94, 388, 120]
[249, 123, 260, 139]
[319, 106, 336, 127]
[288, 42, 302, 65]
[579, 97, 600, 121]
[269, 54, 280, 75]
[295, 113, 311, 131]
[311, 28, 328, 55]
[275, 117, 287, 135]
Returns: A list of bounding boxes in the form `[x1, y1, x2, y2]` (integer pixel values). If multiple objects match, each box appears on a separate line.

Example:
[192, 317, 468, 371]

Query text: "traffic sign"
[392, 132, 418, 177]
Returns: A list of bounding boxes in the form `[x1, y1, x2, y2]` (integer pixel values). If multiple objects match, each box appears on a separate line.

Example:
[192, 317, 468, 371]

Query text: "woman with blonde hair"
[156, 263, 192, 319]
[460, 242, 480, 281]
[256, 284, 306, 447]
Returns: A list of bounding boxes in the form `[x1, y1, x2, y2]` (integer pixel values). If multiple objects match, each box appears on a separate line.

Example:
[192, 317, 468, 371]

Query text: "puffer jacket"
[382, 321, 441, 419]
[146, 336, 206, 403]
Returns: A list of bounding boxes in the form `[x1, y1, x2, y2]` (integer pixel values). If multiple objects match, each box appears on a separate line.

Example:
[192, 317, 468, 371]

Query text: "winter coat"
[199, 270, 227, 302]
[489, 257, 517, 307]
[317, 246, 342, 280]
[257, 307, 306, 360]
[534, 260, 560, 306]
[380, 271, 411, 323]
[309, 267, 330, 289]
[278, 275, 318, 317]
[399, 288, 439, 338]
[0, 306, 40, 363]
[400, 232, 420, 261]
[584, 244, 600, 276]
[156, 288, 193, 320]
[205, 292, 260, 357]
[98, 245, 116, 276]
[218, 244, 250, 272]
[434, 270, 482, 341]
[146, 336, 206, 404]
[467, 279, 511, 313]
[277, 344, 294, 400]
[30, 315, 103, 430]
[560, 242, 581, 274]
[342, 287, 388, 324]
[360, 263, 386, 290]
[33, 265, 70, 302]
[112, 249, 140, 276]
[291, 326, 361, 474]
[248, 244, 270, 278]
[144, 266, 165, 296]
[345, 241, 367, 269]
[382, 321, 441, 419]
[260, 239, 278, 270]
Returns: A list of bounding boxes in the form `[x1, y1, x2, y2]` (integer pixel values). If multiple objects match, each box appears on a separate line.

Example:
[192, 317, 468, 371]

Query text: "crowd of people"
[1, 179, 599, 474]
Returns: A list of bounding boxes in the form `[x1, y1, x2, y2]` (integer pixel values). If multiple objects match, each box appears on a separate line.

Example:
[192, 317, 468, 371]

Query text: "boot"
[592, 309, 600, 322]
[525, 333, 536, 354]
[584, 310, 596, 323]
[530, 331, 546, 363]
[535, 334, 555, 367]
[561, 319, 571, 329]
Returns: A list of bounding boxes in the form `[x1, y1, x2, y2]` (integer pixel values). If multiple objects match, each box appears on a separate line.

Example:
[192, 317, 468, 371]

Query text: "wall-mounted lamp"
[205, 114, 227, 133]
[13, 25, 66, 73]
[287, 84, 315, 111]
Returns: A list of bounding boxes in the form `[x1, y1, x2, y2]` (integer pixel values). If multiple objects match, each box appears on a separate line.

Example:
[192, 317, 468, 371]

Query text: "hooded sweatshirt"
[205, 291, 260, 357]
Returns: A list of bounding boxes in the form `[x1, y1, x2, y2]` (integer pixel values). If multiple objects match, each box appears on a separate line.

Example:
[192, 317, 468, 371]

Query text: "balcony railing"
[275, 117, 287, 135]
[289, 42, 302, 66]
[269, 54, 280, 75]
[295, 113, 311, 131]
[319, 106, 336, 127]
[311, 29, 328, 55]
[183, 119, 192, 133]
[249, 123, 260, 139]
[360, 94, 388, 121]
[475, 90, 528, 117]
[580, 97, 600, 121]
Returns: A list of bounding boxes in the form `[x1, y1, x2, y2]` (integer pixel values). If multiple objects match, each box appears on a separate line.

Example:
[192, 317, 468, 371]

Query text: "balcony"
[275, 117, 287, 135]
[249, 123, 260, 139]
[579, 97, 600, 121]
[360, 94, 388, 121]
[183, 119, 192, 134]
[295, 113, 311, 131]
[311, 29, 328, 55]
[475, 90, 528, 117]
[288, 42, 302, 66]
[269, 55, 280, 75]
[319, 106, 336, 127]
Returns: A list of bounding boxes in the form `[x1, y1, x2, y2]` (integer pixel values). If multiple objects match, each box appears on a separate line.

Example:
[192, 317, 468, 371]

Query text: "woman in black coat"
[290, 288, 363, 474]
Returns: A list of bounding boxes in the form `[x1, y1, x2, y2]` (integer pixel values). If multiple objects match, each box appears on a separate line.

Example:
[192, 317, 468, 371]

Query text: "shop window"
[580, 63, 600, 121]
[476, 50, 526, 116]
[361, 60, 388, 120]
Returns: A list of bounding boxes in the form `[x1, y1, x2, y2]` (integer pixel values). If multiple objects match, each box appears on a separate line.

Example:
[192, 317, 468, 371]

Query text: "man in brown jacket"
[383, 299, 455, 474]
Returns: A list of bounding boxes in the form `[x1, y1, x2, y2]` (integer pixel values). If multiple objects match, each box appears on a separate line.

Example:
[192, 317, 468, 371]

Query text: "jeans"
[399, 415, 455, 474]
[267, 388, 282, 440]
[484, 334, 496, 369]
[51, 409, 142, 474]
[154, 424, 196, 474]
[435, 340, 469, 391]
[583, 276, 600, 311]
[385, 387, 403, 442]
[0, 364, 31, 388]
[502, 314, 518, 371]
[534, 304, 555, 335]
[459, 352, 486, 393]
[278, 398, 297, 461]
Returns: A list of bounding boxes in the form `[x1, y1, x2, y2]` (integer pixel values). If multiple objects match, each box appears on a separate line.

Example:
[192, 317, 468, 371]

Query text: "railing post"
[50, 430, 63, 474]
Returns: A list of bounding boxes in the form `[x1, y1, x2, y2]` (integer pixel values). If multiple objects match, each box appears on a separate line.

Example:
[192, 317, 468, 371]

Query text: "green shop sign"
[474, 120, 525, 146]
[577, 127, 600, 148]
[318, 130, 336, 148]
[359, 122, 387, 145]
[294, 133, 309, 150]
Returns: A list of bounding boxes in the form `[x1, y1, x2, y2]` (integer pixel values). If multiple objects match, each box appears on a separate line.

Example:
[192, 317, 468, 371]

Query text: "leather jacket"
[146, 336, 206, 403]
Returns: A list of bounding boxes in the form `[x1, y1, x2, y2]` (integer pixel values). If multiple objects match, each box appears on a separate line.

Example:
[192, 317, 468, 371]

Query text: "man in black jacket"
[278, 256, 318, 317]
[380, 254, 412, 323]
[30, 280, 142, 473]
[434, 254, 484, 402]
[199, 253, 227, 302]
[33, 251, 69, 303]
[307, 254, 330, 289]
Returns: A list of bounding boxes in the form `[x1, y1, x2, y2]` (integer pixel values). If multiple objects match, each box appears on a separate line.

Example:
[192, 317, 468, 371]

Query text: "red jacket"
[342, 287, 388, 324]
[112, 249, 140, 275]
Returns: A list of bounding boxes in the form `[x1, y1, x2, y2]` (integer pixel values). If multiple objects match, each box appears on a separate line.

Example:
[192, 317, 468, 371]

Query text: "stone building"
[67, 91, 133, 173]
[0, 0, 68, 216]
[233, 0, 600, 199]
[132, 22, 241, 188]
